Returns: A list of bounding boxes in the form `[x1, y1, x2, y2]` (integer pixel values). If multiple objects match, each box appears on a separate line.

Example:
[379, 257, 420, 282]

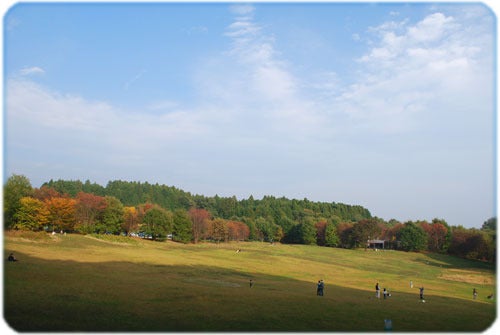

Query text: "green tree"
[4, 174, 33, 229]
[254, 217, 273, 242]
[324, 222, 339, 247]
[142, 206, 173, 240]
[98, 196, 124, 234]
[482, 217, 496, 231]
[299, 219, 317, 245]
[397, 222, 428, 252]
[173, 209, 192, 243]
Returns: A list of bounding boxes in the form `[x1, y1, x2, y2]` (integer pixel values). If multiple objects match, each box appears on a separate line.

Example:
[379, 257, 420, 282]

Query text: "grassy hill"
[3, 231, 496, 331]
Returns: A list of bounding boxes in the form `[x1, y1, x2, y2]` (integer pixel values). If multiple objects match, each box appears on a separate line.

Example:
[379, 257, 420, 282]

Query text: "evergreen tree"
[299, 219, 317, 245]
[172, 209, 192, 243]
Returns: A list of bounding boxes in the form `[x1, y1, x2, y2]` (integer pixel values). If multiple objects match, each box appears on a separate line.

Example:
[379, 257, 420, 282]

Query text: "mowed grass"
[3, 231, 496, 332]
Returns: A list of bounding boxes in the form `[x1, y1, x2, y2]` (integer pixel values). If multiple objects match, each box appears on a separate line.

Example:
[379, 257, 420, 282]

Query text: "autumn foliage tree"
[227, 220, 250, 241]
[337, 222, 354, 248]
[211, 218, 228, 242]
[351, 219, 383, 248]
[420, 219, 450, 253]
[448, 226, 494, 261]
[74, 192, 107, 234]
[122, 206, 140, 235]
[32, 186, 62, 201]
[188, 208, 211, 243]
[45, 197, 77, 232]
[315, 221, 327, 246]
[13, 197, 50, 231]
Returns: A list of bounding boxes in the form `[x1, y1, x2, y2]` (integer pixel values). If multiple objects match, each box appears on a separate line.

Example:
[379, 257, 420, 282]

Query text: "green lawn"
[3, 231, 496, 331]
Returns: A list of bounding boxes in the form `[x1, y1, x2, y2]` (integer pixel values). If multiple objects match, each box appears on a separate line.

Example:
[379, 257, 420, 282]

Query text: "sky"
[2, 1, 496, 228]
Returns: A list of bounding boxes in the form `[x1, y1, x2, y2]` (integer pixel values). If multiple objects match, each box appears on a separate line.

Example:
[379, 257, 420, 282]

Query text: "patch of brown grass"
[439, 269, 494, 285]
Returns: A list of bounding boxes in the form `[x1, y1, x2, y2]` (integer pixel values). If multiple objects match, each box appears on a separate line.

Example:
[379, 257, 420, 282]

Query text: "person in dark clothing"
[419, 287, 425, 300]
[7, 253, 17, 262]
[316, 280, 324, 296]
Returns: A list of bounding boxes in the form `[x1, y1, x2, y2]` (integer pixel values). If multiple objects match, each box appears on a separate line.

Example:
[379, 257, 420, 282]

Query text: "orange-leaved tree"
[45, 197, 77, 232]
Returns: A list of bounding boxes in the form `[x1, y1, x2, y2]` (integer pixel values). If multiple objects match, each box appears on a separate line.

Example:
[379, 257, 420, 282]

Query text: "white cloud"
[341, 9, 493, 134]
[19, 66, 45, 76]
[5, 5, 494, 227]
[407, 13, 455, 43]
[229, 4, 255, 16]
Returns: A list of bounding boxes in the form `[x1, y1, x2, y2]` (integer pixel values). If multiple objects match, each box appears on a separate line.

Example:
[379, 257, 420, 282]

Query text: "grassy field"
[3, 230, 496, 332]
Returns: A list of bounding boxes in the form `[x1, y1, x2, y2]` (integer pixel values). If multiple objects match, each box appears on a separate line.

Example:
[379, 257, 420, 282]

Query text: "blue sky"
[3, 2, 496, 228]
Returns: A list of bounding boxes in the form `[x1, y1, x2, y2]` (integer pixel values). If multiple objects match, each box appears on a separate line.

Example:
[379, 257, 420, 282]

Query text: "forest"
[4, 174, 496, 262]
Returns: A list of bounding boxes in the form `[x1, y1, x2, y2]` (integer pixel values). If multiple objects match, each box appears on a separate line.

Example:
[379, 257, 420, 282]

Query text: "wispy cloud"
[123, 69, 146, 90]
[5, 5, 494, 227]
[19, 66, 45, 76]
[229, 4, 255, 16]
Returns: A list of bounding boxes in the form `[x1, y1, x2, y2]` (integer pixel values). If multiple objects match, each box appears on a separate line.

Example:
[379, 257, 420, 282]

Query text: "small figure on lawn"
[7, 253, 18, 262]
[316, 280, 324, 296]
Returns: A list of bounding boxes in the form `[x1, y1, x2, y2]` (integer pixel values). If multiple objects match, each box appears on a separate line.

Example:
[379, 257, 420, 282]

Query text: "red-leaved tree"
[74, 192, 107, 234]
[227, 220, 250, 241]
[188, 208, 211, 243]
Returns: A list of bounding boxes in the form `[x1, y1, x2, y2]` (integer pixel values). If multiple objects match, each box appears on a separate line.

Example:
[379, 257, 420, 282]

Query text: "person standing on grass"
[376, 282, 380, 299]
[419, 287, 425, 300]
[317, 280, 324, 296]
[473, 288, 478, 300]
[249, 279, 253, 288]
[319, 280, 324, 296]
[383, 288, 388, 299]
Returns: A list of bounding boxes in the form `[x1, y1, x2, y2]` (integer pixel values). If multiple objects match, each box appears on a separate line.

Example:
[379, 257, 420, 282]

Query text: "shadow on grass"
[422, 252, 496, 271]
[3, 251, 496, 332]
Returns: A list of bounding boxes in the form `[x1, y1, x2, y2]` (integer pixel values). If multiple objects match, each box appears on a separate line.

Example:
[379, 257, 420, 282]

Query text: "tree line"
[4, 175, 496, 262]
